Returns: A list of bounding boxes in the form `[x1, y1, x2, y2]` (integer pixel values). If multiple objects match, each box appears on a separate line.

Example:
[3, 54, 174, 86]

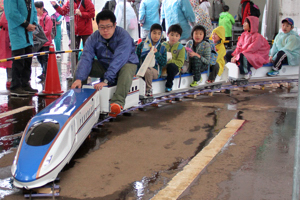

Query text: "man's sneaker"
[10, 87, 29, 96]
[109, 103, 123, 117]
[165, 87, 172, 92]
[146, 89, 153, 96]
[23, 85, 38, 94]
[243, 71, 252, 79]
[190, 78, 202, 87]
[267, 70, 279, 77]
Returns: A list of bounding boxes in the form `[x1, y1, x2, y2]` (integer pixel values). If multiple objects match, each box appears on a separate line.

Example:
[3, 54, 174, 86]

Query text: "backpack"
[242, 1, 260, 19]
[43, 14, 56, 40]
[205, 39, 218, 66]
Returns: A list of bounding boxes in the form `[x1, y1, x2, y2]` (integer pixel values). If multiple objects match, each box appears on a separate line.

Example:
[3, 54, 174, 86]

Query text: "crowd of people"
[0, 0, 300, 118]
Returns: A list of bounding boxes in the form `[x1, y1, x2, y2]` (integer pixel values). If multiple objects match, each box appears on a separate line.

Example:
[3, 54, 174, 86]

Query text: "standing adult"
[161, 0, 195, 41]
[194, 4, 213, 38]
[212, 0, 225, 21]
[114, 0, 139, 41]
[0, 0, 3, 18]
[139, 0, 160, 39]
[0, 12, 12, 90]
[4, 0, 38, 95]
[71, 10, 138, 117]
[50, 0, 95, 51]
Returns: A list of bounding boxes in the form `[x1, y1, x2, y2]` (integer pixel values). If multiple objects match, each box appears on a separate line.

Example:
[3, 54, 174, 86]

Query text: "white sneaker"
[243, 71, 252, 79]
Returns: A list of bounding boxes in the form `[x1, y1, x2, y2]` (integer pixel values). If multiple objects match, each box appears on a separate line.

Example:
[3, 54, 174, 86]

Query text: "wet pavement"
[0, 28, 299, 199]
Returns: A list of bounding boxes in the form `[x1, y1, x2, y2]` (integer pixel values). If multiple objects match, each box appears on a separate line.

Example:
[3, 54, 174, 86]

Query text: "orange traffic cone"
[42, 44, 63, 94]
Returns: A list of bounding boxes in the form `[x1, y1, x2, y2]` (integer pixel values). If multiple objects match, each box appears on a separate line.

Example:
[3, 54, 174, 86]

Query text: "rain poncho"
[115, 0, 139, 41]
[161, 0, 195, 40]
[139, 0, 160, 31]
[210, 26, 226, 76]
[270, 30, 300, 66]
[194, 6, 213, 37]
[4, 0, 38, 51]
[218, 12, 235, 37]
[232, 16, 270, 69]
[199, 1, 211, 16]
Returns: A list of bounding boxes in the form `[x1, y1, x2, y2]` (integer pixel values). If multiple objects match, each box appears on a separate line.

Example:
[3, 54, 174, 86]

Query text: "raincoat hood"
[246, 16, 259, 34]
[213, 26, 225, 42]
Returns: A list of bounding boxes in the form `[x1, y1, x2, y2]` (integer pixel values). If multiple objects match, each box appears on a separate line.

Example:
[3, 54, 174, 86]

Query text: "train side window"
[25, 120, 60, 146]
[135, 86, 137, 91]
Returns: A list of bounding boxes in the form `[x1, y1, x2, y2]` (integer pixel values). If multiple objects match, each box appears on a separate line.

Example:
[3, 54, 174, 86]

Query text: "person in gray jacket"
[71, 10, 139, 117]
[212, 0, 225, 21]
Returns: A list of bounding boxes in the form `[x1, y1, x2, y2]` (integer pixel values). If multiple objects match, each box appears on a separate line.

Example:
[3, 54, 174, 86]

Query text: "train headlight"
[43, 155, 53, 167]
[11, 156, 17, 175]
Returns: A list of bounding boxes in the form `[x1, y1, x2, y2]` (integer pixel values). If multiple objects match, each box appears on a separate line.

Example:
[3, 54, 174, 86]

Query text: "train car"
[11, 88, 101, 189]
[226, 62, 299, 85]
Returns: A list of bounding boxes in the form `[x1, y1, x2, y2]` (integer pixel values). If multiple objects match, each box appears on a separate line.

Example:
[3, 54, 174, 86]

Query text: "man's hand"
[94, 82, 108, 91]
[153, 47, 157, 53]
[50, 1, 57, 6]
[75, 9, 82, 16]
[140, 23, 143, 27]
[71, 80, 82, 89]
[26, 24, 36, 32]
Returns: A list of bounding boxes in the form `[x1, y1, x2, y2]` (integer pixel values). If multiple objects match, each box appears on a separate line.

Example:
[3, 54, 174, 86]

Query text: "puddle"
[193, 110, 218, 157]
[218, 109, 296, 199]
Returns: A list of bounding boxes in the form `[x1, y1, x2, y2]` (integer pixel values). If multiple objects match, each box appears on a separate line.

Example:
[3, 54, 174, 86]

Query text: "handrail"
[0, 49, 83, 63]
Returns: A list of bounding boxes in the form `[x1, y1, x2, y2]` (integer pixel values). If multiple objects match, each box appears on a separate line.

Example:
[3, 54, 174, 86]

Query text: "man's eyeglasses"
[99, 25, 114, 30]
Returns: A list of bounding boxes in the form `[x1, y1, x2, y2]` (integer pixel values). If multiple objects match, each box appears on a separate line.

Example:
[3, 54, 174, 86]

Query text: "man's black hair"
[150, 23, 162, 33]
[223, 5, 229, 12]
[167, 24, 182, 36]
[96, 10, 116, 24]
[34, 1, 44, 8]
[191, 25, 206, 41]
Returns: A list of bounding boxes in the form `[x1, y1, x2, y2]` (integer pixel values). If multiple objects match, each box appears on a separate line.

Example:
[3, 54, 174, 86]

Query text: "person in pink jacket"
[225, 16, 270, 79]
[35, 1, 53, 81]
[0, 12, 12, 89]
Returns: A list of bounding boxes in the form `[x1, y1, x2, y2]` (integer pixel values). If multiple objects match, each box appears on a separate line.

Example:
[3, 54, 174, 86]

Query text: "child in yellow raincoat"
[208, 26, 226, 82]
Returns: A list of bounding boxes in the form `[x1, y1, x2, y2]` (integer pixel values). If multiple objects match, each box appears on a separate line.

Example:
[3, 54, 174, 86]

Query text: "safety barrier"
[0, 49, 83, 63]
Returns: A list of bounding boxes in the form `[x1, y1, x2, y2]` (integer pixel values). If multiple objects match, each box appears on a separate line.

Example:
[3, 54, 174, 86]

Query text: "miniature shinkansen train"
[11, 62, 298, 189]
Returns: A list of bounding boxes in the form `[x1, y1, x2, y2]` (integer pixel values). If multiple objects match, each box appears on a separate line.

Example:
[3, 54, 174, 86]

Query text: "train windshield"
[25, 120, 60, 146]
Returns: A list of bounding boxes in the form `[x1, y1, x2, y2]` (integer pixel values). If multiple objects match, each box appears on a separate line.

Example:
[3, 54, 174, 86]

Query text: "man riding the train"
[71, 10, 139, 117]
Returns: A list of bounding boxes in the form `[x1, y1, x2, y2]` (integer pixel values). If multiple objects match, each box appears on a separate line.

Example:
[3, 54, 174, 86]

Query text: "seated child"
[218, 5, 235, 48]
[267, 18, 300, 76]
[225, 16, 270, 79]
[136, 23, 167, 96]
[207, 26, 226, 83]
[162, 24, 185, 92]
[186, 25, 211, 87]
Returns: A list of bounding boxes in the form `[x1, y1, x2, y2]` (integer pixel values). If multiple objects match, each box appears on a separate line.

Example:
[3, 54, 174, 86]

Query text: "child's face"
[35, 7, 44, 16]
[168, 32, 181, 45]
[193, 30, 205, 43]
[282, 22, 293, 34]
[243, 20, 250, 31]
[212, 32, 220, 44]
[151, 29, 162, 44]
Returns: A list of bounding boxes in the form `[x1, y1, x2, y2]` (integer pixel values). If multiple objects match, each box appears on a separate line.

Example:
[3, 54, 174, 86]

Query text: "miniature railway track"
[93, 78, 299, 127]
